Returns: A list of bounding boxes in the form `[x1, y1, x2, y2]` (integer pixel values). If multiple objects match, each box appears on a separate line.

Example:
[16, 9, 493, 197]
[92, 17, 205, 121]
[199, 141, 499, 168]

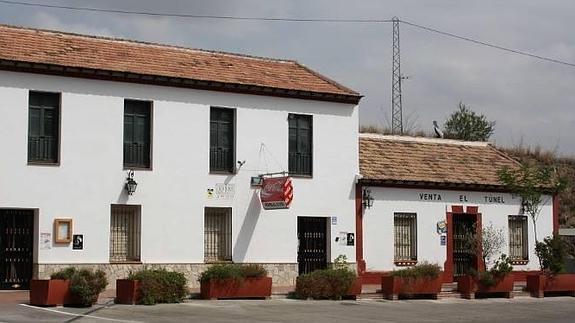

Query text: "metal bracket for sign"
[251, 171, 288, 187]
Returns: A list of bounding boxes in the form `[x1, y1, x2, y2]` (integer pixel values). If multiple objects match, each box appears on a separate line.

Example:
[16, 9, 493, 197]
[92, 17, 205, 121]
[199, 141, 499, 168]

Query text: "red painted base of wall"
[200, 277, 272, 300]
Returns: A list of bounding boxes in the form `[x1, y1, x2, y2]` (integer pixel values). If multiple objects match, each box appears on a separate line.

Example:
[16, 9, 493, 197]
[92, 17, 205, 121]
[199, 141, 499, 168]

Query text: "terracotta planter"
[344, 277, 363, 299]
[116, 279, 140, 305]
[526, 273, 575, 298]
[381, 273, 443, 300]
[29, 279, 70, 306]
[200, 277, 272, 299]
[458, 274, 514, 299]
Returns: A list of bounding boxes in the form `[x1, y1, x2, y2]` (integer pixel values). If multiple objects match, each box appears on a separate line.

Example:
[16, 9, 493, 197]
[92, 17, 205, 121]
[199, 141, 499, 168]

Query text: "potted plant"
[29, 268, 75, 306]
[200, 264, 272, 300]
[116, 268, 187, 305]
[381, 262, 443, 300]
[295, 267, 357, 300]
[459, 255, 515, 299]
[332, 255, 362, 298]
[66, 268, 108, 307]
[527, 235, 575, 297]
[457, 223, 515, 299]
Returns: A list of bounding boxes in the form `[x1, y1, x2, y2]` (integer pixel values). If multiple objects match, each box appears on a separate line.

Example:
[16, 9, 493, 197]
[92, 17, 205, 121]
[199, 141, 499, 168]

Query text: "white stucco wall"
[363, 186, 554, 272]
[0, 70, 359, 266]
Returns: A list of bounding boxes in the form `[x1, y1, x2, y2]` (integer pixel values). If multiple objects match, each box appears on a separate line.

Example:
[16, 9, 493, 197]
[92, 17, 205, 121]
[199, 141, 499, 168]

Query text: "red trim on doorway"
[445, 205, 483, 283]
[553, 195, 559, 235]
[355, 185, 366, 274]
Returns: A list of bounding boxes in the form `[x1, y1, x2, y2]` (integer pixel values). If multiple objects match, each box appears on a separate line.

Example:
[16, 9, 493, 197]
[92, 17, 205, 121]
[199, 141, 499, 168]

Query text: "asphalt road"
[1, 297, 575, 323]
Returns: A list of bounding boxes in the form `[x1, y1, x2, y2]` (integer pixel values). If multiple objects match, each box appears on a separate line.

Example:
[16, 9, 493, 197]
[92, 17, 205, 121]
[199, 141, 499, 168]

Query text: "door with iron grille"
[0, 209, 34, 290]
[452, 215, 477, 278]
[297, 217, 328, 275]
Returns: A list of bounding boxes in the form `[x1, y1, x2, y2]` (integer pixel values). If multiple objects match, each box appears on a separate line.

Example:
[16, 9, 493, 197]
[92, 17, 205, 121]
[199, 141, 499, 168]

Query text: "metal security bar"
[204, 208, 232, 262]
[509, 215, 528, 261]
[110, 205, 141, 262]
[394, 213, 417, 261]
[297, 217, 328, 275]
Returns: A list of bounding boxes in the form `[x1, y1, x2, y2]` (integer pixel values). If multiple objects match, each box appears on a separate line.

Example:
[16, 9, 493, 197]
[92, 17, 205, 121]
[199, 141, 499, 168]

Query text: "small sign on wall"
[73, 234, 84, 250]
[347, 233, 355, 246]
[331, 216, 338, 225]
[40, 232, 51, 250]
[440, 235, 446, 246]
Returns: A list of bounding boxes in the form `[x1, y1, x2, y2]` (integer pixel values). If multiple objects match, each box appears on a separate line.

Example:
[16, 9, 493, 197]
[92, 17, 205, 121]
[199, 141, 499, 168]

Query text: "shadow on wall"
[233, 191, 262, 262]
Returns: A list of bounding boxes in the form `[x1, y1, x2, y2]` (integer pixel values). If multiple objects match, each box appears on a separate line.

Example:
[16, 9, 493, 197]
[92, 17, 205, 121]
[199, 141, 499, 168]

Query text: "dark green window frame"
[210, 107, 235, 173]
[288, 114, 313, 176]
[28, 91, 60, 164]
[124, 99, 152, 169]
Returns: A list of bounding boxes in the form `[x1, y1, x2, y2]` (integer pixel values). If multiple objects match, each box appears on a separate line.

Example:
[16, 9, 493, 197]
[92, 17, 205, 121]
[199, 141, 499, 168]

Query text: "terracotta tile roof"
[359, 134, 521, 188]
[0, 24, 360, 103]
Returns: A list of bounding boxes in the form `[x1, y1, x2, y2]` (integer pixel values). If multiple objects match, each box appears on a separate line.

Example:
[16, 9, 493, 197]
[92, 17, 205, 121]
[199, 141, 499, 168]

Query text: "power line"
[400, 19, 575, 68]
[0, 0, 393, 23]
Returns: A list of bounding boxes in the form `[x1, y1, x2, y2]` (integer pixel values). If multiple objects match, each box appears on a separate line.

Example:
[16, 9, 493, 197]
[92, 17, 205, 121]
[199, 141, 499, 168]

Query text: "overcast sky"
[1, 0, 574, 155]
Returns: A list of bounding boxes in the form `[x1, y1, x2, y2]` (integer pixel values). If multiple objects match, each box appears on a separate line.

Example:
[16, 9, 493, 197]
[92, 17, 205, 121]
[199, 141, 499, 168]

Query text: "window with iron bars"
[204, 207, 232, 262]
[394, 213, 417, 261]
[210, 107, 235, 173]
[28, 91, 60, 164]
[124, 99, 152, 169]
[288, 114, 312, 176]
[110, 205, 141, 263]
[509, 215, 528, 261]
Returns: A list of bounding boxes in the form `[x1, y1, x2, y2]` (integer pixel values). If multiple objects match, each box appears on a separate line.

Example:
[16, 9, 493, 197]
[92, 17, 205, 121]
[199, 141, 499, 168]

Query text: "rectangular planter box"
[381, 273, 443, 300]
[29, 279, 70, 306]
[526, 273, 575, 298]
[200, 277, 272, 300]
[116, 279, 140, 305]
[458, 274, 514, 299]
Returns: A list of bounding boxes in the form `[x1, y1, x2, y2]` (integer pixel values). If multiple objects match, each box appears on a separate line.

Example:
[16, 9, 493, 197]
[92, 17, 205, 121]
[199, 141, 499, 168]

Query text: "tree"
[443, 103, 495, 141]
[498, 163, 567, 268]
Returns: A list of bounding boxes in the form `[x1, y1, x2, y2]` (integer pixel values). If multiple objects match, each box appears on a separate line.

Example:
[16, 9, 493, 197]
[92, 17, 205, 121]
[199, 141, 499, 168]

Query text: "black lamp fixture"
[362, 188, 374, 209]
[125, 170, 138, 195]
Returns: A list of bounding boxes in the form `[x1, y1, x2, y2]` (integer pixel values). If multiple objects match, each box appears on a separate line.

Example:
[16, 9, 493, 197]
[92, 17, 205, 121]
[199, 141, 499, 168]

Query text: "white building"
[0, 25, 361, 289]
[356, 134, 558, 284]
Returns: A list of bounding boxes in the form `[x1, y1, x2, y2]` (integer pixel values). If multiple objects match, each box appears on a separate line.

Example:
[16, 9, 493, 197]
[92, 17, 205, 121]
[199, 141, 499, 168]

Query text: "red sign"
[260, 177, 293, 210]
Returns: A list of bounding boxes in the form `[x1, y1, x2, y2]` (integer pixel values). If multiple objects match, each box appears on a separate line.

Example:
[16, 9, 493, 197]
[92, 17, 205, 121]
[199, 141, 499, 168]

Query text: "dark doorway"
[452, 214, 478, 279]
[297, 217, 328, 275]
[0, 209, 34, 290]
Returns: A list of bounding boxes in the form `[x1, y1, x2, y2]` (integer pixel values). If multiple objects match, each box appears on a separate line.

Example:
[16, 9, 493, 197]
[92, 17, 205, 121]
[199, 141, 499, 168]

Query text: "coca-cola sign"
[260, 177, 293, 210]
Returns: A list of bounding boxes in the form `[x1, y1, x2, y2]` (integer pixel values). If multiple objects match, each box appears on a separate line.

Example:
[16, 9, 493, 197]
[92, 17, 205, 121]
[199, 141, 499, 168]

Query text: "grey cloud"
[0, 0, 573, 154]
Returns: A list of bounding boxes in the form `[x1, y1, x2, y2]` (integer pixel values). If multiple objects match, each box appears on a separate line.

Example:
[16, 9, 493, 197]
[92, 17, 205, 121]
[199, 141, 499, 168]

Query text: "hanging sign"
[260, 176, 293, 209]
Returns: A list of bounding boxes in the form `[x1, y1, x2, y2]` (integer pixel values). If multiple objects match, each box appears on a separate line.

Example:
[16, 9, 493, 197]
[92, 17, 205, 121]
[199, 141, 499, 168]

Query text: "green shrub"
[198, 264, 268, 283]
[51, 267, 108, 307]
[50, 267, 76, 280]
[295, 268, 356, 300]
[536, 235, 567, 275]
[391, 262, 442, 280]
[128, 268, 188, 305]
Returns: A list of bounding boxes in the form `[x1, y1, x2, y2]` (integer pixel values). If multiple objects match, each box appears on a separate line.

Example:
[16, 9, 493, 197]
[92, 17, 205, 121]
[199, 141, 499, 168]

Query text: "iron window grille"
[110, 205, 141, 262]
[210, 107, 235, 173]
[204, 207, 232, 262]
[508, 215, 529, 261]
[288, 114, 313, 176]
[394, 213, 417, 261]
[124, 100, 151, 169]
[28, 91, 60, 163]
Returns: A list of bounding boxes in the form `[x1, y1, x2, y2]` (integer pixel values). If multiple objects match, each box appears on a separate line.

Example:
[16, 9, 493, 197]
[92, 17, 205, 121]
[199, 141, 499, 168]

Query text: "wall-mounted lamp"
[125, 170, 138, 195]
[362, 188, 374, 209]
